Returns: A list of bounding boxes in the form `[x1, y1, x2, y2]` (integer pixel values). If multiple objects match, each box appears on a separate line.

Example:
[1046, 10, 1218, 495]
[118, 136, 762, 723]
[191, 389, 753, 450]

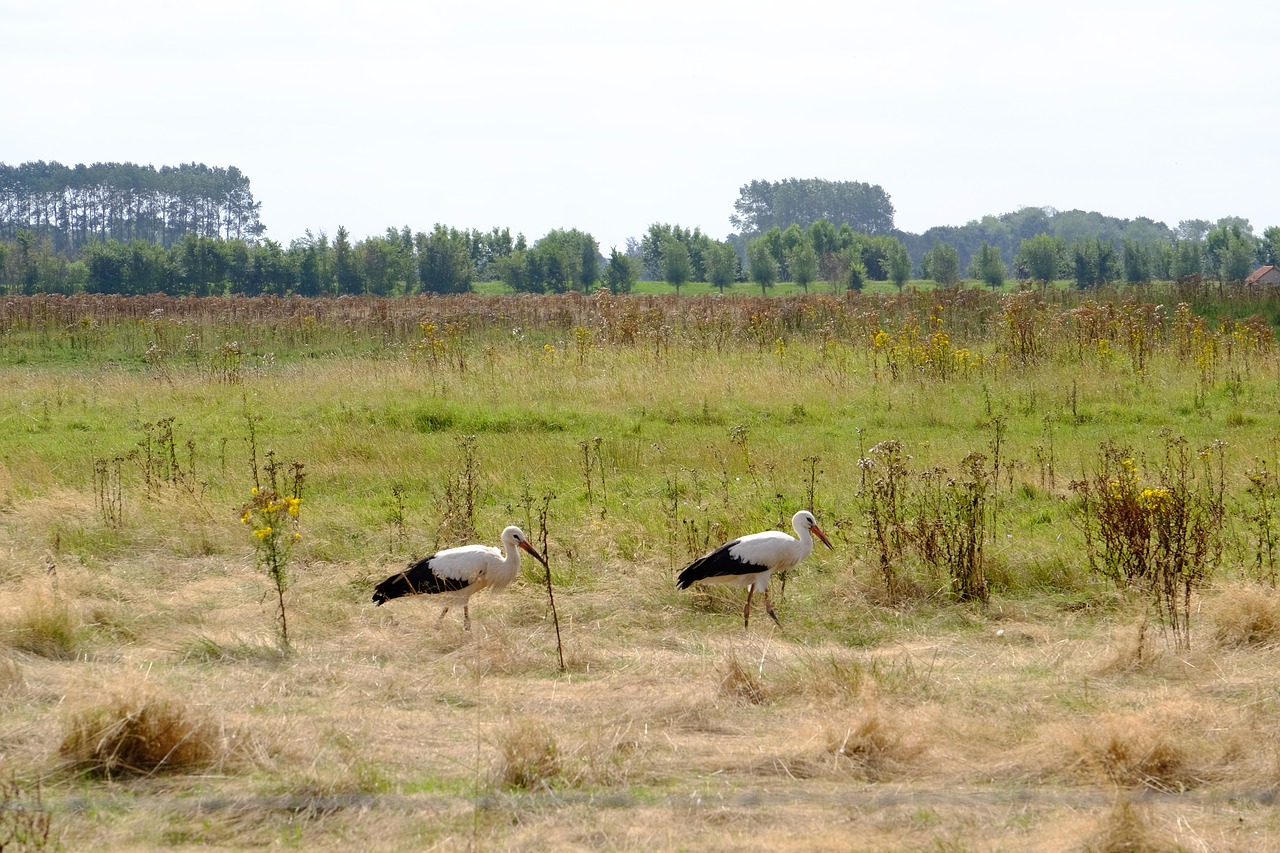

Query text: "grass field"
[5, 285, 1280, 851]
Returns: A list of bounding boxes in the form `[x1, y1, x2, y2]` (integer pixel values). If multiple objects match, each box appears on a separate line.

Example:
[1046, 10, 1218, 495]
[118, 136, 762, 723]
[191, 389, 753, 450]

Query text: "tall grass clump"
[495, 719, 561, 791]
[2, 593, 79, 660]
[59, 692, 223, 779]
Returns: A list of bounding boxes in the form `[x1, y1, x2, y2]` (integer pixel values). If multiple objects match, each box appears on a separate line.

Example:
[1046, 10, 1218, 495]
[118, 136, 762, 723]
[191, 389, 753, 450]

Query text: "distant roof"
[1245, 265, 1278, 284]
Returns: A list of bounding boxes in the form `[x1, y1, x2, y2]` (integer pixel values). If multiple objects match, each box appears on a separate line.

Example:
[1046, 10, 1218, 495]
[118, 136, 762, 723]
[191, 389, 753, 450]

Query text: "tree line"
[2, 165, 1278, 296]
[2, 217, 1278, 298]
[0, 161, 264, 253]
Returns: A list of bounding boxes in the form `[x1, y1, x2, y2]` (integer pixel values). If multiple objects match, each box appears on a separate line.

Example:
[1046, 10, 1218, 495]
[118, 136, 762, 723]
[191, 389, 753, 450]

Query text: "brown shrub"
[718, 651, 768, 705]
[1083, 797, 1177, 853]
[1065, 715, 1203, 793]
[822, 703, 926, 781]
[495, 719, 560, 790]
[59, 692, 222, 779]
[1207, 583, 1280, 648]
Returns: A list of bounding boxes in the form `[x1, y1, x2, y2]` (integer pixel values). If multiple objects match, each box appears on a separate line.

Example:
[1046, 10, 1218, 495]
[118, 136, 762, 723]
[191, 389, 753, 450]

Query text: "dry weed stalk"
[0, 774, 52, 851]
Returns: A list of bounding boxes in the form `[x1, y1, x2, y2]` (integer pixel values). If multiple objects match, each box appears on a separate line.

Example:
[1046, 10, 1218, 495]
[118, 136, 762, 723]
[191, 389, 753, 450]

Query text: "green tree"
[921, 242, 960, 286]
[1016, 234, 1063, 282]
[746, 237, 778, 296]
[1172, 238, 1203, 280]
[1259, 225, 1280, 266]
[1070, 238, 1117, 288]
[757, 227, 788, 280]
[843, 247, 868, 292]
[730, 178, 896, 236]
[602, 247, 639, 294]
[640, 223, 710, 282]
[808, 218, 839, 256]
[1221, 231, 1257, 282]
[245, 239, 295, 296]
[356, 234, 401, 295]
[1121, 239, 1151, 284]
[968, 242, 1006, 289]
[1205, 222, 1256, 282]
[291, 230, 332, 296]
[786, 241, 818, 293]
[495, 250, 537, 293]
[887, 240, 911, 290]
[333, 226, 363, 295]
[662, 239, 692, 294]
[706, 241, 740, 293]
[528, 228, 598, 292]
[418, 224, 474, 294]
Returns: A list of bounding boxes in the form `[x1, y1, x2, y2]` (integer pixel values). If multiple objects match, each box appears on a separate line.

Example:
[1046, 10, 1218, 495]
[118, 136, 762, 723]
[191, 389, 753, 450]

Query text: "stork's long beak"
[520, 540, 550, 568]
[812, 525, 834, 550]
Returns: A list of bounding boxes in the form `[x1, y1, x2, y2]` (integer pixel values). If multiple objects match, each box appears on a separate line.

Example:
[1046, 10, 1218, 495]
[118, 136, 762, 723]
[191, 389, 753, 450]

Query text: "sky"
[3, 0, 1277, 251]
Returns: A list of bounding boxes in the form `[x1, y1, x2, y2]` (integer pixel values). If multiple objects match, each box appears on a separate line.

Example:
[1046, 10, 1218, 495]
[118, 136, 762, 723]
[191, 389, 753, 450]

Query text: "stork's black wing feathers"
[372, 554, 471, 605]
[676, 539, 746, 588]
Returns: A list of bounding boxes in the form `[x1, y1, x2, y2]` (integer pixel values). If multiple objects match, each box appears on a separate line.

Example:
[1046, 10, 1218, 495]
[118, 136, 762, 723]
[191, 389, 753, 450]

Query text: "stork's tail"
[676, 552, 715, 589]
[372, 555, 468, 605]
[372, 572, 415, 605]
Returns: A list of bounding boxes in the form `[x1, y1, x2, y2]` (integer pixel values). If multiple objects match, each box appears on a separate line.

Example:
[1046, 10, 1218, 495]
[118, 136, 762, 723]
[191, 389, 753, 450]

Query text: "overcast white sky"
[3, 0, 1276, 250]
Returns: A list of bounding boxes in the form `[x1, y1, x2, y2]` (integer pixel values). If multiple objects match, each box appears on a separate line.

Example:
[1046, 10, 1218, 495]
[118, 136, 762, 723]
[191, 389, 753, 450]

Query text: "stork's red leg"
[744, 584, 754, 629]
[764, 586, 781, 628]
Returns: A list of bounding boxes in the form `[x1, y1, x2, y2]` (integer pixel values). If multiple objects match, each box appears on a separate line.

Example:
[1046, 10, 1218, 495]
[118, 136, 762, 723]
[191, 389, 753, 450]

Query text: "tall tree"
[730, 178, 896, 237]
[1122, 239, 1152, 284]
[921, 243, 960, 286]
[1260, 226, 1280, 267]
[1016, 234, 1064, 282]
[1172, 238, 1204, 280]
[969, 242, 1007, 289]
[602, 247, 639, 294]
[786, 241, 818, 293]
[746, 237, 778, 296]
[706, 240, 739, 293]
[662, 239, 692, 294]
[418, 224, 474, 294]
[291, 230, 332, 296]
[887, 240, 911, 290]
[333, 226, 363, 295]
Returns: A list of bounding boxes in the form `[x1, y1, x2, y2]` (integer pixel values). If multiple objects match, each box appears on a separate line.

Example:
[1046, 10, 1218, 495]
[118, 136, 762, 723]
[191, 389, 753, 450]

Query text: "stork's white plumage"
[372, 525, 546, 631]
[677, 510, 833, 628]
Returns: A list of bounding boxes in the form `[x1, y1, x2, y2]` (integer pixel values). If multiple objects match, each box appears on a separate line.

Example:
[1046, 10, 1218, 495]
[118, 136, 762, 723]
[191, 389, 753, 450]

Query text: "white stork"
[677, 510, 833, 628]
[372, 525, 547, 631]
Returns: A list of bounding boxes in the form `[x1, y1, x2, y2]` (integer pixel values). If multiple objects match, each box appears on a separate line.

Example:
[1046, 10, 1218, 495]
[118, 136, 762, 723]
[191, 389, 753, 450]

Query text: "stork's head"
[793, 510, 834, 550]
[503, 525, 549, 567]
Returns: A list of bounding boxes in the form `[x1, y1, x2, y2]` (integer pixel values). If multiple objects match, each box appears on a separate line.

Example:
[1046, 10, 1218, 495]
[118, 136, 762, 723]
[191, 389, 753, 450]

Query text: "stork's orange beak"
[520, 540, 549, 568]
[813, 526, 834, 550]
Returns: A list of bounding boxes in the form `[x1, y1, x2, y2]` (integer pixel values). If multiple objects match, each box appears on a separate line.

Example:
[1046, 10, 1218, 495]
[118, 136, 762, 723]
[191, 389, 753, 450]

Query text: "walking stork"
[677, 510, 833, 628]
[372, 525, 547, 631]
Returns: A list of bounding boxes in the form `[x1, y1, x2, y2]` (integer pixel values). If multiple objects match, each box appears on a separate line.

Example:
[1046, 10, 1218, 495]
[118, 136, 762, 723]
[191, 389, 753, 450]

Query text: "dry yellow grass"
[2, 547, 1280, 850]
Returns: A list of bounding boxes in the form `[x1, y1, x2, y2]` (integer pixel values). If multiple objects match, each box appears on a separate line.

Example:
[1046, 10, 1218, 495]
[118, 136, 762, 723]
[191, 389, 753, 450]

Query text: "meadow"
[4, 283, 1280, 851]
